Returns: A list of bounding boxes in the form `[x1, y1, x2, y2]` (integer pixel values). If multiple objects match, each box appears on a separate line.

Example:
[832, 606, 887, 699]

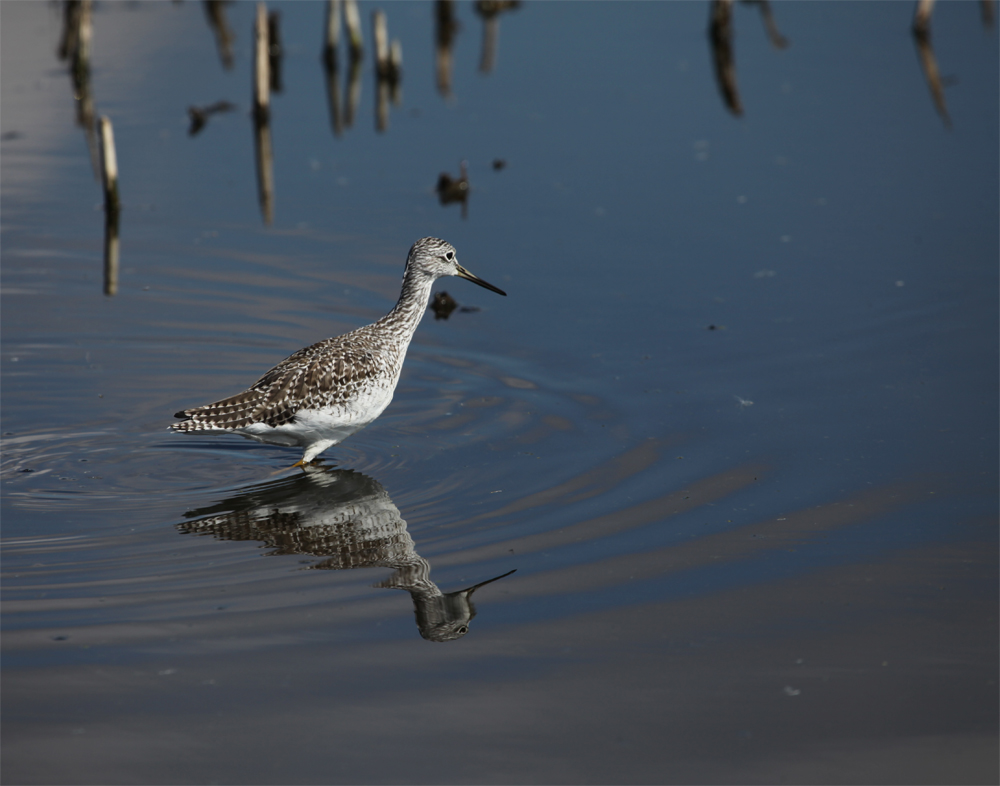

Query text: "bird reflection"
[177, 465, 515, 642]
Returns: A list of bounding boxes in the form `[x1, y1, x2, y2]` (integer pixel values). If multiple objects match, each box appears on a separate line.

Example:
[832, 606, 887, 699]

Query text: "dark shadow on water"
[177, 464, 515, 642]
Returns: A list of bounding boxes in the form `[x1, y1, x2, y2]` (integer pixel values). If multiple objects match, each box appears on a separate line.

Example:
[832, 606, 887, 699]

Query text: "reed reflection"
[322, 0, 363, 137]
[177, 465, 515, 642]
[252, 2, 274, 224]
[59, 0, 99, 177]
[373, 10, 403, 132]
[912, 0, 952, 128]
[475, 1, 520, 74]
[708, 0, 788, 117]
[435, 0, 459, 98]
[98, 116, 120, 297]
[203, 0, 235, 71]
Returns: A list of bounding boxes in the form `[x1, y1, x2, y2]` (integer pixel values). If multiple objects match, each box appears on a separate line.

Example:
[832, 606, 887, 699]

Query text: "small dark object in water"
[19, 467, 34, 473]
[187, 101, 236, 136]
[431, 291, 458, 320]
[492, 158, 506, 170]
[52, 635, 69, 641]
[436, 160, 469, 218]
[708, 324, 717, 330]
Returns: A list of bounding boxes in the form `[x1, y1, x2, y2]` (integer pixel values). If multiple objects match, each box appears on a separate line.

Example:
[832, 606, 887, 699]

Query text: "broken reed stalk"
[372, 10, 401, 81]
[325, 0, 342, 64]
[253, 2, 270, 121]
[344, 0, 363, 61]
[373, 10, 389, 75]
[98, 115, 119, 215]
[98, 115, 120, 296]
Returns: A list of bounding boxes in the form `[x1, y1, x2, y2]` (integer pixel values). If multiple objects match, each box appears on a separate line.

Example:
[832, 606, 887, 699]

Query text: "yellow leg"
[291, 458, 310, 469]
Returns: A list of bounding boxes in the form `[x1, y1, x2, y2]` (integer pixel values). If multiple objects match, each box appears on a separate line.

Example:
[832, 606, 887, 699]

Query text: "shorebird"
[171, 237, 506, 466]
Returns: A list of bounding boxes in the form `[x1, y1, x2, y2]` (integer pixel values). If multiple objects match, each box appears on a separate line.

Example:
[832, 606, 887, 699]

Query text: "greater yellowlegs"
[178, 465, 516, 641]
[171, 237, 506, 466]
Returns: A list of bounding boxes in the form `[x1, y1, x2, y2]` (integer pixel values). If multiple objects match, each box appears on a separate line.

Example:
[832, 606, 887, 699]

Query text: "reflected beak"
[455, 264, 507, 296]
[458, 568, 517, 598]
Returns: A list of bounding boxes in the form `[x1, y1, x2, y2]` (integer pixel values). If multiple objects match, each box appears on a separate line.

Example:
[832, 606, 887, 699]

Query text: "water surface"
[2, 2, 997, 783]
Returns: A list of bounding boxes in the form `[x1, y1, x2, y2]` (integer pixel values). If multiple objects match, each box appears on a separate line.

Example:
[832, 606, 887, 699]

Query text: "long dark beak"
[456, 264, 507, 296]
[457, 568, 517, 597]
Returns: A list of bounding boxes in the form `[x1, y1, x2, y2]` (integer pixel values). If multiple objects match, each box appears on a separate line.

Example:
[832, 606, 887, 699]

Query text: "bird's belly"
[239, 384, 396, 448]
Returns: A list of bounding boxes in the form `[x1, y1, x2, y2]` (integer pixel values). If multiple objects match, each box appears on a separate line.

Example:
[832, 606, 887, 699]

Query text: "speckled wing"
[172, 335, 385, 431]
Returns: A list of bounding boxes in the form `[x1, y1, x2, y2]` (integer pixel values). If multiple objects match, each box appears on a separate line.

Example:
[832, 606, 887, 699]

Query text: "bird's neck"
[379, 264, 434, 340]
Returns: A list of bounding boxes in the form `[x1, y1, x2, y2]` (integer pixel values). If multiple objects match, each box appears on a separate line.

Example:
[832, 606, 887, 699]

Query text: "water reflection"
[252, 2, 274, 224]
[99, 116, 121, 297]
[203, 0, 235, 71]
[322, 0, 364, 137]
[708, 0, 789, 118]
[58, 0, 99, 177]
[373, 10, 403, 132]
[912, 0, 952, 128]
[435, 0, 459, 97]
[268, 9, 284, 94]
[475, 0, 521, 74]
[177, 465, 515, 642]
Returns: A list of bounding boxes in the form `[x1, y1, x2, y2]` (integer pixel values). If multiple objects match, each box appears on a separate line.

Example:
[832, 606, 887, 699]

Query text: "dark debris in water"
[430, 292, 482, 320]
[431, 291, 457, 320]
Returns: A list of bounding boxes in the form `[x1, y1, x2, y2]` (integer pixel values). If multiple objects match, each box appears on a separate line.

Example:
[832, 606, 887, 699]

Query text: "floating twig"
[187, 100, 236, 136]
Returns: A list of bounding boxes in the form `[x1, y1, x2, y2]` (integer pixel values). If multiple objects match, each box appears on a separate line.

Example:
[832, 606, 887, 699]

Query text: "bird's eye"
[445, 251, 455, 261]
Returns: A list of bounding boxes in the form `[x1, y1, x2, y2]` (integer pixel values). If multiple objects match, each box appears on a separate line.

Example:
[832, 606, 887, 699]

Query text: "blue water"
[2, 2, 997, 784]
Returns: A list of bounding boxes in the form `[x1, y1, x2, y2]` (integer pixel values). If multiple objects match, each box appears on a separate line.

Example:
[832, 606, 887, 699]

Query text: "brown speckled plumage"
[171, 238, 506, 465]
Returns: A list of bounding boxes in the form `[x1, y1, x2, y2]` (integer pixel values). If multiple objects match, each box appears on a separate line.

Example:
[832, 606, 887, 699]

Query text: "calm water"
[2, 2, 997, 784]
